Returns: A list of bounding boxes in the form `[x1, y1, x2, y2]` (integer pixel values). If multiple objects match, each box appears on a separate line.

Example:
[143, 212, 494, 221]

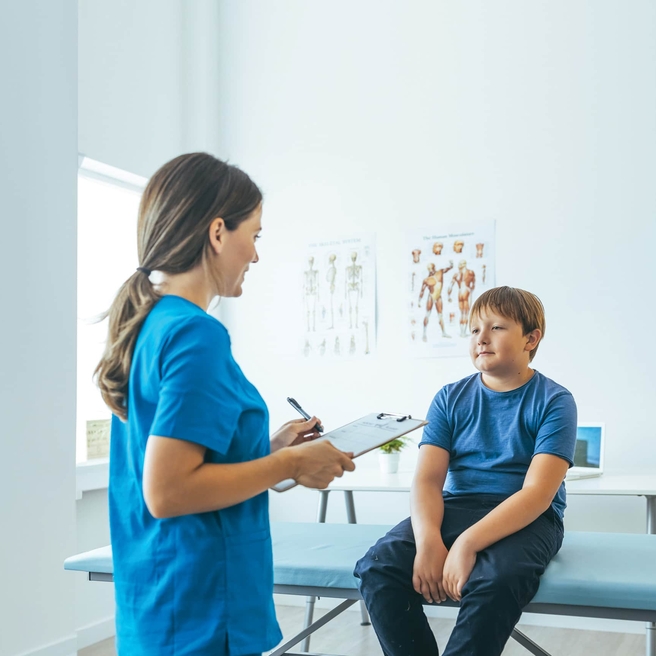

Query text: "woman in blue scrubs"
[95, 153, 355, 656]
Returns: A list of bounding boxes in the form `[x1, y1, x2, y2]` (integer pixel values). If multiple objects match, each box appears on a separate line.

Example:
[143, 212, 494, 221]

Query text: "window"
[76, 157, 147, 463]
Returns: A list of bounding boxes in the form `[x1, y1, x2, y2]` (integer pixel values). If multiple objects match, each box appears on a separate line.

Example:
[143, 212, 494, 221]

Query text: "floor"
[80, 604, 645, 655]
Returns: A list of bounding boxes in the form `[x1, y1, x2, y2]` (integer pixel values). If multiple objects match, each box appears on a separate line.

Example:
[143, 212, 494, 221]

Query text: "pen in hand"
[287, 397, 324, 433]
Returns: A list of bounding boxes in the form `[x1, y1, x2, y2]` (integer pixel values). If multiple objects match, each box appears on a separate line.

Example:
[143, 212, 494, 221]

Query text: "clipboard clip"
[377, 412, 412, 422]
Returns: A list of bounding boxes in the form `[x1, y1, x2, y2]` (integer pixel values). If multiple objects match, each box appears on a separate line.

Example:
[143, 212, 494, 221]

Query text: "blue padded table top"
[533, 529, 656, 610]
[272, 523, 656, 611]
[271, 522, 390, 590]
[65, 522, 656, 612]
[65, 545, 113, 575]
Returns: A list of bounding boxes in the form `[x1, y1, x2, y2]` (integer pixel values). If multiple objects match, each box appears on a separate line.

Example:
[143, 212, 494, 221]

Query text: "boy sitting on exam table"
[355, 286, 577, 656]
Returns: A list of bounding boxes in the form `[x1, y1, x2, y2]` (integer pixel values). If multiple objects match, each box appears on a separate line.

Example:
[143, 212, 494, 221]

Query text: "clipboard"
[272, 412, 427, 492]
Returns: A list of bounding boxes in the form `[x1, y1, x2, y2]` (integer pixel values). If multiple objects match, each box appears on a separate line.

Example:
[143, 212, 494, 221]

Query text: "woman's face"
[216, 204, 262, 297]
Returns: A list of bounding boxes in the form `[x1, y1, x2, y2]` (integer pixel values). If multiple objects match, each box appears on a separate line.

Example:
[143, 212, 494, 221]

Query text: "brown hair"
[470, 286, 545, 362]
[94, 153, 262, 420]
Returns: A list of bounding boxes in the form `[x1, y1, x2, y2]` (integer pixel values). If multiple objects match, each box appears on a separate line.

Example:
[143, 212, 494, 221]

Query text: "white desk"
[319, 470, 656, 656]
[565, 474, 656, 532]
[326, 470, 656, 531]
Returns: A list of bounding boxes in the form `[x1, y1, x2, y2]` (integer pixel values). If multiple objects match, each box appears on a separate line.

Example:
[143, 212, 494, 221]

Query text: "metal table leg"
[646, 496, 656, 534]
[302, 491, 331, 651]
[317, 490, 329, 524]
[511, 628, 552, 656]
[344, 490, 357, 524]
[344, 491, 370, 626]
[646, 496, 656, 656]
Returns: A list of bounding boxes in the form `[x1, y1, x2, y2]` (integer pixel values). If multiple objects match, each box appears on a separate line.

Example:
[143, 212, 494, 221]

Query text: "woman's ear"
[525, 329, 542, 352]
[208, 217, 225, 255]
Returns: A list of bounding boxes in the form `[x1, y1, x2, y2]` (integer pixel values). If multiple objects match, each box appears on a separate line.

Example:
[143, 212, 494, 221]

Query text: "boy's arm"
[410, 444, 450, 604]
[441, 453, 568, 601]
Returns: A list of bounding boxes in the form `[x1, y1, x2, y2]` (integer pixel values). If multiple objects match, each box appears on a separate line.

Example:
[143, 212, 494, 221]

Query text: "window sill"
[76, 458, 109, 500]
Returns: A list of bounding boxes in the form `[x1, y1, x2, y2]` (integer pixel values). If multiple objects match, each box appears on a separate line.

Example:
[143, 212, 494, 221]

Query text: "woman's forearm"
[144, 447, 296, 518]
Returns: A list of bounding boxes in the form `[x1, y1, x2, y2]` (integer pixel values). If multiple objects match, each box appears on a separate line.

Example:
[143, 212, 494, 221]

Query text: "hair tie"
[136, 266, 152, 276]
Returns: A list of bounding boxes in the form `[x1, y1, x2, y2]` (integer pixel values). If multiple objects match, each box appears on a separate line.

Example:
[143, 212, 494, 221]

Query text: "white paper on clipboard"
[272, 412, 427, 492]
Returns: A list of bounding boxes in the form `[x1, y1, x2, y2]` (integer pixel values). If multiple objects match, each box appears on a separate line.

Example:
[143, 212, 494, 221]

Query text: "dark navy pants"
[354, 495, 563, 656]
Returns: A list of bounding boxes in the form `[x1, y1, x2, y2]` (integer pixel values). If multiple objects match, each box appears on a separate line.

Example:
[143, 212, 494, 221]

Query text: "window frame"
[76, 156, 147, 497]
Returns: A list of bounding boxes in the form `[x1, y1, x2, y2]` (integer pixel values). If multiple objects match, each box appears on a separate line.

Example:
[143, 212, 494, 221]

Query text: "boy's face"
[469, 309, 539, 378]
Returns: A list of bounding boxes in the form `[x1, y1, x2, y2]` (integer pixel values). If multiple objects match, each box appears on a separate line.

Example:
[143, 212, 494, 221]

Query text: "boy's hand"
[412, 542, 449, 604]
[442, 537, 477, 602]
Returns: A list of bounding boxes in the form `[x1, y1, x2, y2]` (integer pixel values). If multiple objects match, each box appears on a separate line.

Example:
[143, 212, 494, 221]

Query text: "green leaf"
[379, 436, 409, 454]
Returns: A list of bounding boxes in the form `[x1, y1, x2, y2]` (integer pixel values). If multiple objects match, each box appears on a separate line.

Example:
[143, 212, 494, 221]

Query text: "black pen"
[287, 397, 324, 433]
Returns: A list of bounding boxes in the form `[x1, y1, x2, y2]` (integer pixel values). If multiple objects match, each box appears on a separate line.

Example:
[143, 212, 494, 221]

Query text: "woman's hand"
[412, 541, 449, 604]
[442, 536, 477, 602]
[290, 440, 355, 489]
[270, 417, 323, 452]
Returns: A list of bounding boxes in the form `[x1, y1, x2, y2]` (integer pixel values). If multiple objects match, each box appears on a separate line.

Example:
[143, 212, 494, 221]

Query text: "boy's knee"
[355, 545, 417, 598]
[354, 546, 383, 584]
[354, 520, 416, 589]
[355, 546, 409, 605]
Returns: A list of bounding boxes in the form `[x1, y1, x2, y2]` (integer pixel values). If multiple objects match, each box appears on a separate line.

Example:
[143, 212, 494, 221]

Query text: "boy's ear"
[525, 329, 542, 352]
[208, 217, 226, 255]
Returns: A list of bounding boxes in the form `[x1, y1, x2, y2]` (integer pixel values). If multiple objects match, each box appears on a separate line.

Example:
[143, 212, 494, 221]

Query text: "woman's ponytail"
[94, 271, 160, 420]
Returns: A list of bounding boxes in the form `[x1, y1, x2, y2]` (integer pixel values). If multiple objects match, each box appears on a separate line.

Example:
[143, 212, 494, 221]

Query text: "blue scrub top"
[109, 295, 282, 656]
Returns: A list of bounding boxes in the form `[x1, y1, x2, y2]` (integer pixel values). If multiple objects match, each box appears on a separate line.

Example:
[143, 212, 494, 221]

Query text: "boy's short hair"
[470, 287, 545, 362]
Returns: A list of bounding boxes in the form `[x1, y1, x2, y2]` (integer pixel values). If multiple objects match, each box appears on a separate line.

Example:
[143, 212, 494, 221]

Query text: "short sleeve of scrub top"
[149, 312, 244, 452]
[109, 296, 282, 656]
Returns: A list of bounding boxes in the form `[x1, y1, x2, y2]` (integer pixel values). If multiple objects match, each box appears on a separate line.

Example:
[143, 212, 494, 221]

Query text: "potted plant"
[378, 436, 409, 474]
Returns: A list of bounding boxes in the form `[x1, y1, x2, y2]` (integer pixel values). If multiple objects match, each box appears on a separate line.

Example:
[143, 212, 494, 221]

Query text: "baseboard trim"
[76, 616, 115, 650]
[13, 635, 77, 656]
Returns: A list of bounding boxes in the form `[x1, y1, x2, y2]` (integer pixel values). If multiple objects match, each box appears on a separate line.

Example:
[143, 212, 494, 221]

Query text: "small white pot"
[378, 452, 400, 474]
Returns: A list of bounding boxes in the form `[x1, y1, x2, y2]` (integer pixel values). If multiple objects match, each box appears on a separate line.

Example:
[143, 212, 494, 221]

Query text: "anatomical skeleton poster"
[407, 222, 495, 358]
[301, 234, 376, 361]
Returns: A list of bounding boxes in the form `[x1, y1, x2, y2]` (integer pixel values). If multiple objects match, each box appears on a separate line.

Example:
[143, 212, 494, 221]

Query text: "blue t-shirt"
[109, 295, 282, 656]
[419, 371, 577, 520]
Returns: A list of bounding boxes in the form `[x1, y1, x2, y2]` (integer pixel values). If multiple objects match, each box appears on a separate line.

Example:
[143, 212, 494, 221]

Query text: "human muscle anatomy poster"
[301, 234, 376, 361]
[407, 223, 495, 358]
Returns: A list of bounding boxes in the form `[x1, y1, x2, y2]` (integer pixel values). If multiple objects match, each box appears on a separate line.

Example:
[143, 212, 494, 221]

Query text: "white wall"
[0, 2, 78, 656]
[78, 0, 184, 177]
[214, 0, 656, 535]
[78, 0, 221, 178]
